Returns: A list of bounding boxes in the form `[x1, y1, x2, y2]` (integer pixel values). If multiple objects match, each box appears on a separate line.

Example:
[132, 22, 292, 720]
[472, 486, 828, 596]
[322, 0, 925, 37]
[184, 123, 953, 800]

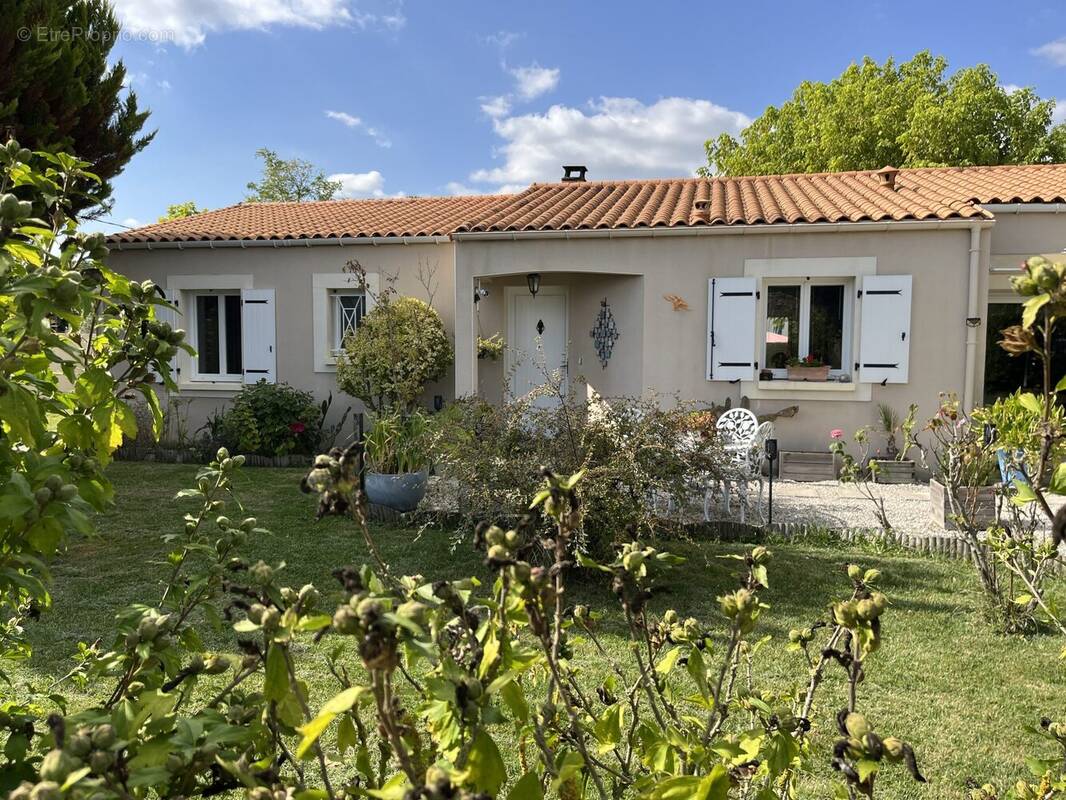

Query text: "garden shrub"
[218, 380, 322, 456]
[336, 291, 453, 414]
[431, 395, 726, 556]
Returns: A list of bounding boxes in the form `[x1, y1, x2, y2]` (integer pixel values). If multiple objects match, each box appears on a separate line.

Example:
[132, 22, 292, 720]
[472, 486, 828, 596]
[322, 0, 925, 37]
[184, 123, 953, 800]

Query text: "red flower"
[289, 422, 306, 434]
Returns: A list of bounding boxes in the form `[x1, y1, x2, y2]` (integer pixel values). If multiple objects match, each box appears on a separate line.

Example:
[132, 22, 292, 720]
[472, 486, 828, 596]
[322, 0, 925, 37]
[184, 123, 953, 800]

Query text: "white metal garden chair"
[706, 409, 773, 524]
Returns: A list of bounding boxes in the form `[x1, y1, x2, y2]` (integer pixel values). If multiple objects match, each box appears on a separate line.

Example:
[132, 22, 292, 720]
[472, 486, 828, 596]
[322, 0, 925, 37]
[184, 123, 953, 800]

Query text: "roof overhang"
[452, 216, 994, 242]
[108, 235, 453, 251]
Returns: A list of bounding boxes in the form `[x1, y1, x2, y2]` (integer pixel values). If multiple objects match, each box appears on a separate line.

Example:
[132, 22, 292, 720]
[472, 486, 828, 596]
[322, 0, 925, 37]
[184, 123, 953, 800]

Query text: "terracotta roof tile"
[107, 194, 505, 244]
[108, 163, 1066, 244]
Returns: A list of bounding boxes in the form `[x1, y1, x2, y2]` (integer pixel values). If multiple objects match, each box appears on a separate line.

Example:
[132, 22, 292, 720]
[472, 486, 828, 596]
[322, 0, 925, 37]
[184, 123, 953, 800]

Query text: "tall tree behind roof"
[701, 52, 1066, 177]
[0, 0, 154, 212]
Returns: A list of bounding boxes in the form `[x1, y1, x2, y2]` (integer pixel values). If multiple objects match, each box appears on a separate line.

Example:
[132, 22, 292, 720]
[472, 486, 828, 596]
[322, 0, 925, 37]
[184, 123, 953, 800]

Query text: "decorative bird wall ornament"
[663, 293, 690, 311]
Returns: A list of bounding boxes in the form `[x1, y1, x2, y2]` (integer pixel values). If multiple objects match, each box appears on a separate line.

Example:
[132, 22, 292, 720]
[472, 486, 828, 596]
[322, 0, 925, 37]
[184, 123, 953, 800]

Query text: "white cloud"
[445, 181, 480, 196]
[325, 109, 392, 147]
[469, 96, 750, 188]
[112, 0, 404, 48]
[329, 170, 404, 198]
[122, 217, 143, 229]
[326, 110, 362, 127]
[510, 65, 559, 101]
[1054, 100, 1066, 125]
[1034, 37, 1066, 66]
[157, 79, 172, 90]
[480, 95, 511, 118]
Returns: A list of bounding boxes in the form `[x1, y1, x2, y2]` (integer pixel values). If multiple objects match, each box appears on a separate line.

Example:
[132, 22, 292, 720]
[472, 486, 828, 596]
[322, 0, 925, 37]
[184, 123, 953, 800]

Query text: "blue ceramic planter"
[364, 470, 429, 512]
[996, 448, 1030, 487]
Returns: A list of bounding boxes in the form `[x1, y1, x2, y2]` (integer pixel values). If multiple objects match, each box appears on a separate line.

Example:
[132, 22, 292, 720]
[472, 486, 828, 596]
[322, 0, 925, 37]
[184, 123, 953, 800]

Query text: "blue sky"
[99, 0, 1066, 231]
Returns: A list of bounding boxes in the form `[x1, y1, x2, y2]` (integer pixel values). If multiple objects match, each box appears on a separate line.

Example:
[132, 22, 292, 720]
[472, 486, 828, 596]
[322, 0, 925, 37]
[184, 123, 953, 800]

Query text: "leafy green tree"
[158, 201, 205, 222]
[702, 52, 1066, 176]
[0, 0, 154, 209]
[245, 147, 341, 202]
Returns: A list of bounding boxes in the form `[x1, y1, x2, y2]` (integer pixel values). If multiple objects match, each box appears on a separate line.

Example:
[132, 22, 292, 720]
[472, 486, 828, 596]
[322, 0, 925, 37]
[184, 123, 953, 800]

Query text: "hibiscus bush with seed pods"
[0, 141, 188, 748]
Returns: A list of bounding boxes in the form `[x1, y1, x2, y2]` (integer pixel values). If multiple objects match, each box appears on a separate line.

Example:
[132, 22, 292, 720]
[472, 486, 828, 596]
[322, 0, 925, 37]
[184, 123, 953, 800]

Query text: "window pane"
[196, 295, 220, 374]
[983, 303, 1066, 403]
[224, 294, 243, 375]
[765, 286, 800, 369]
[334, 292, 364, 348]
[809, 285, 845, 369]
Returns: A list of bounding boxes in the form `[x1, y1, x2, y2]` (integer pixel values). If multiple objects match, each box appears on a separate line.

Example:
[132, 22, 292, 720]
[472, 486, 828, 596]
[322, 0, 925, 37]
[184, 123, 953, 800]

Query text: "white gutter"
[963, 224, 983, 411]
[109, 235, 452, 251]
[452, 217, 994, 241]
[979, 203, 1066, 214]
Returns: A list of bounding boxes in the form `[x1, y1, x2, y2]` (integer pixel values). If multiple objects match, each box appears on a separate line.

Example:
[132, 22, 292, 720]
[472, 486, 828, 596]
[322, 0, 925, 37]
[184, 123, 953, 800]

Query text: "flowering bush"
[217, 381, 323, 456]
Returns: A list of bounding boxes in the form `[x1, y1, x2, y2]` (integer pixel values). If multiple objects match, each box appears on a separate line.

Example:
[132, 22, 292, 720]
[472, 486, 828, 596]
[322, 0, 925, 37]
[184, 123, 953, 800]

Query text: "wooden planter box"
[786, 365, 830, 382]
[780, 451, 838, 481]
[929, 478, 998, 531]
[871, 459, 915, 484]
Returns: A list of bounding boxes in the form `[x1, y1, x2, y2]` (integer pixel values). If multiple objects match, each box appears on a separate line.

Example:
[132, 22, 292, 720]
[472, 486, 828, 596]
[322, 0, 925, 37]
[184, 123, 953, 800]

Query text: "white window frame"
[331, 290, 366, 353]
[762, 278, 854, 379]
[313, 273, 379, 373]
[741, 257, 874, 401]
[188, 290, 244, 382]
[165, 274, 254, 392]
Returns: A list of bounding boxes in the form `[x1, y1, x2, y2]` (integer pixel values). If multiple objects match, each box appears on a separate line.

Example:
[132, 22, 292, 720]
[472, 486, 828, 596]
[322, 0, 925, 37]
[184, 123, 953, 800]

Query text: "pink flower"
[830, 429, 844, 439]
[289, 422, 306, 434]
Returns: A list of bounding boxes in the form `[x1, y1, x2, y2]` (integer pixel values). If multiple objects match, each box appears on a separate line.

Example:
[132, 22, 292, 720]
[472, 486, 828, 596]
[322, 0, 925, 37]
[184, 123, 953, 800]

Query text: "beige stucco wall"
[454, 224, 988, 452]
[109, 241, 455, 434]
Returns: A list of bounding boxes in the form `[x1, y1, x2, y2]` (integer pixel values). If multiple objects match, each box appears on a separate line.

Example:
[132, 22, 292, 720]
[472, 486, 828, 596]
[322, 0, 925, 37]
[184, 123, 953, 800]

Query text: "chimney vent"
[875, 165, 899, 190]
[562, 165, 588, 182]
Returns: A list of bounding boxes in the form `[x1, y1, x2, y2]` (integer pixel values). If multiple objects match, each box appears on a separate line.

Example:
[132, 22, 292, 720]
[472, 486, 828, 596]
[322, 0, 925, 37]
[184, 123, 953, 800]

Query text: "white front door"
[508, 287, 568, 408]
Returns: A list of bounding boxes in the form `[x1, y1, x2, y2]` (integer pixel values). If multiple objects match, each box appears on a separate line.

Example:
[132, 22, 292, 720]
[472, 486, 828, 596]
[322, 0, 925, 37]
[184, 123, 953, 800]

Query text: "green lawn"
[11, 462, 1065, 799]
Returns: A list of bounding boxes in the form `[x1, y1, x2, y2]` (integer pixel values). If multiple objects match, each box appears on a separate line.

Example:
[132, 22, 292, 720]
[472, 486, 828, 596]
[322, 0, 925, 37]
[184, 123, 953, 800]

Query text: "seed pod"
[91, 724, 116, 749]
[844, 712, 870, 739]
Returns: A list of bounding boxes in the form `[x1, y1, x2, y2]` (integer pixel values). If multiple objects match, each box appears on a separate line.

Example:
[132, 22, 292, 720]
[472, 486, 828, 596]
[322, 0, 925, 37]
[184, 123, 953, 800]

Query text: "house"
[107, 163, 1066, 452]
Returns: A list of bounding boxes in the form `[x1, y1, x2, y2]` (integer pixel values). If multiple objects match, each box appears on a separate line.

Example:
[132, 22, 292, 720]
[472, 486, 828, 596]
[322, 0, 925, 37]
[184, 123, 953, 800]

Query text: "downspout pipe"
[963, 223, 982, 411]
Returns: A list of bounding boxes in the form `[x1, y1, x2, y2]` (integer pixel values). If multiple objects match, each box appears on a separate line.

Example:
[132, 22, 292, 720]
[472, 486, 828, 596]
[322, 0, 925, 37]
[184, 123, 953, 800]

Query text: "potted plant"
[869, 403, 919, 483]
[477, 333, 505, 361]
[363, 411, 432, 512]
[787, 354, 830, 381]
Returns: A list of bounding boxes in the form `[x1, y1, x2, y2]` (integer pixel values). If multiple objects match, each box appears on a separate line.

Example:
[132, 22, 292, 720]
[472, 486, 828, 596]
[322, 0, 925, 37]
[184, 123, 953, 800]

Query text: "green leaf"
[1050, 462, 1066, 496]
[321, 686, 365, 714]
[263, 645, 288, 702]
[336, 714, 358, 754]
[1056, 374, 1066, 393]
[464, 729, 507, 794]
[1011, 479, 1038, 506]
[856, 759, 880, 783]
[1014, 594, 1034, 606]
[655, 646, 682, 675]
[594, 704, 624, 754]
[1018, 392, 1043, 415]
[296, 711, 336, 759]
[499, 677, 529, 723]
[507, 772, 543, 800]
[1022, 294, 1050, 329]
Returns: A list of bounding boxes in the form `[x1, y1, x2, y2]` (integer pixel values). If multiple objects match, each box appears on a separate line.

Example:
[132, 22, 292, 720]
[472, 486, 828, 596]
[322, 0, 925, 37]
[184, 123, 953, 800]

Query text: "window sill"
[758, 380, 855, 391]
[741, 379, 871, 402]
[176, 381, 243, 395]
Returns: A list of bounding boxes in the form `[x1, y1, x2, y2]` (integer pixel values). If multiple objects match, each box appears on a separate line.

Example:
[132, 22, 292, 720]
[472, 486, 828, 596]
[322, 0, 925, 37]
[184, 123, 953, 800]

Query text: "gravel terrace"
[753, 479, 1066, 535]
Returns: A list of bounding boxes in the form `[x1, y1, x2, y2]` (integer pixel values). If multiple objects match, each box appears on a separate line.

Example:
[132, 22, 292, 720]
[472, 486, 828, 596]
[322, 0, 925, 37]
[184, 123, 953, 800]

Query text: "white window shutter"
[241, 288, 276, 384]
[858, 275, 912, 384]
[707, 277, 758, 381]
[151, 287, 179, 385]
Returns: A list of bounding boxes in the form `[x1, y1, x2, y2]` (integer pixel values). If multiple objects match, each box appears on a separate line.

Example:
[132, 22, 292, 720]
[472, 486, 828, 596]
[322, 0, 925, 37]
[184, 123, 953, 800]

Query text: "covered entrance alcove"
[457, 270, 645, 407]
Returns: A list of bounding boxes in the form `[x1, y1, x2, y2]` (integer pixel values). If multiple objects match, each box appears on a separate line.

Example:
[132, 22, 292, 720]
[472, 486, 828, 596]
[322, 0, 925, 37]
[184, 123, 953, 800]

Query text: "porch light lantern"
[526, 272, 541, 298]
